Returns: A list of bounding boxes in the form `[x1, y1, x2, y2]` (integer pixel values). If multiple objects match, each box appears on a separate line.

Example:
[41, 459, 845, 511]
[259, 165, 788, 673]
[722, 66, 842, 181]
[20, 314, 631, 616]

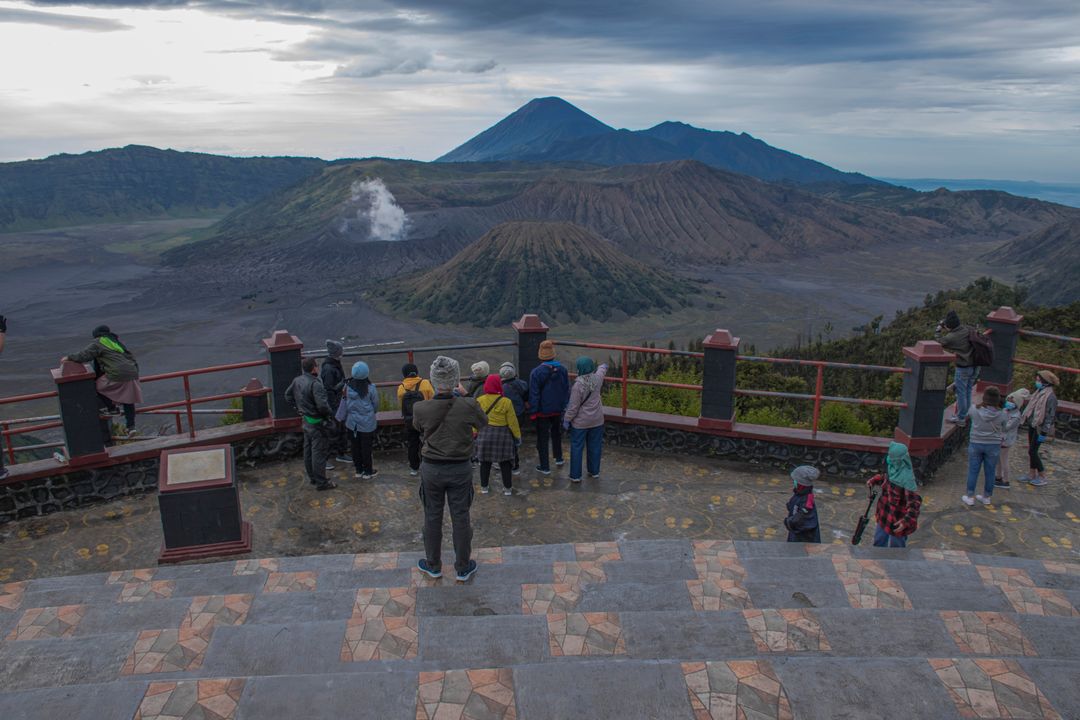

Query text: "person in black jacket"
[784, 465, 821, 543]
[286, 358, 336, 491]
[321, 340, 350, 464]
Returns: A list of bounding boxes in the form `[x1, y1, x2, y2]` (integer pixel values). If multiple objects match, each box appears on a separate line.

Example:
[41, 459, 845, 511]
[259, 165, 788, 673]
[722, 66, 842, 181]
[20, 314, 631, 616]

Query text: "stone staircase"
[0, 540, 1078, 719]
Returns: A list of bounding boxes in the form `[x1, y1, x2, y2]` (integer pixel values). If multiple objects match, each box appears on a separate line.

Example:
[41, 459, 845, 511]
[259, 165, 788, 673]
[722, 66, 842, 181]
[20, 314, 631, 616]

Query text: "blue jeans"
[873, 524, 907, 548]
[569, 425, 604, 480]
[966, 442, 1000, 496]
[954, 366, 977, 421]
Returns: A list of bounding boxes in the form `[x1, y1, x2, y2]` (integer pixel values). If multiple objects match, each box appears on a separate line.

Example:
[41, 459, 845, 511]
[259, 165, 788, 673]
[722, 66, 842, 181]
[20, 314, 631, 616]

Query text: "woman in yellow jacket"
[397, 363, 435, 476]
[475, 374, 522, 495]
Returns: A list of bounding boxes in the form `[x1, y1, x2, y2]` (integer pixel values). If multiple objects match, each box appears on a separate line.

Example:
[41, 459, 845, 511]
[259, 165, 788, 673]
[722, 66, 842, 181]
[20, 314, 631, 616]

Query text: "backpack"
[968, 327, 994, 367]
[401, 384, 425, 419]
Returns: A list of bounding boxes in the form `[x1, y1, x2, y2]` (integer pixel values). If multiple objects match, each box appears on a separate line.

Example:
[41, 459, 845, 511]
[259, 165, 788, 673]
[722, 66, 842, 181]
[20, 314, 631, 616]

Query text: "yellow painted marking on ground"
[287, 527, 300, 538]
[748, 526, 760, 538]
[0, 568, 13, 581]
[711, 495, 722, 505]
[1067, 512, 1079, 524]
[769, 478, 781, 486]
[764, 527, 777, 538]
[831, 487, 840, 496]
[76, 548, 91, 559]
[665, 517, 695, 530]
[844, 488, 856, 497]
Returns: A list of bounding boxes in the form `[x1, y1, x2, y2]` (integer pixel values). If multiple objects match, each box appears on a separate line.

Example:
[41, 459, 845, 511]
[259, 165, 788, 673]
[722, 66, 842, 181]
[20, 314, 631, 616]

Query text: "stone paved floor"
[1, 439, 1077, 584]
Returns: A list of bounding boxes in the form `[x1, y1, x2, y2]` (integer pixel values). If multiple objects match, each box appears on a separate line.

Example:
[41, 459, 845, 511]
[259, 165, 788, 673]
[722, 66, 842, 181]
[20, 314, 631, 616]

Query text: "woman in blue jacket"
[344, 361, 380, 479]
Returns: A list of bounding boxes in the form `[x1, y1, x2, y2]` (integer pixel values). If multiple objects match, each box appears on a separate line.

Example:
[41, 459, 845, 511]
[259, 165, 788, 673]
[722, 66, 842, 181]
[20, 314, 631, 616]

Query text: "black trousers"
[329, 403, 349, 456]
[351, 430, 375, 475]
[535, 415, 563, 470]
[405, 424, 422, 471]
[419, 460, 474, 574]
[302, 423, 330, 487]
[1027, 426, 1045, 473]
[480, 460, 513, 489]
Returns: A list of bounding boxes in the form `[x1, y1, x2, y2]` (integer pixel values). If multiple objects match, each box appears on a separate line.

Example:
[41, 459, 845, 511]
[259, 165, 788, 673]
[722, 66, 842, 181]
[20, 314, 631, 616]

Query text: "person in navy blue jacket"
[528, 340, 570, 475]
[784, 465, 821, 543]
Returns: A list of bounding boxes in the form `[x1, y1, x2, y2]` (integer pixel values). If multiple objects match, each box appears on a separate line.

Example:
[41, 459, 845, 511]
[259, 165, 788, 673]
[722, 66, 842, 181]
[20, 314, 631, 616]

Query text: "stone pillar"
[895, 340, 955, 451]
[51, 359, 109, 466]
[241, 379, 270, 422]
[698, 329, 740, 431]
[261, 331, 302, 429]
[513, 314, 549, 385]
[979, 306, 1023, 393]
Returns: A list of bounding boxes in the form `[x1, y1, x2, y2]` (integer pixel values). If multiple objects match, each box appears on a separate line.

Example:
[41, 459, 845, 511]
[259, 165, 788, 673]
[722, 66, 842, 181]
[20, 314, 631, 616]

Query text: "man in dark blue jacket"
[528, 340, 570, 475]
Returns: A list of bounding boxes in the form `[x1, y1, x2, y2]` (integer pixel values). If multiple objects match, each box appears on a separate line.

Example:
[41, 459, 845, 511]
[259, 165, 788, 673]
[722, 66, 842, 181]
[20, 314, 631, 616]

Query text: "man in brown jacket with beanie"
[413, 356, 488, 582]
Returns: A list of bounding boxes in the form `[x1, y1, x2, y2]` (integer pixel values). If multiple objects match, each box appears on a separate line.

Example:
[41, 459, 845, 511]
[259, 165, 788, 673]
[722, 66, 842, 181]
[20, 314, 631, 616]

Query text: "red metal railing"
[1014, 327, 1080, 378]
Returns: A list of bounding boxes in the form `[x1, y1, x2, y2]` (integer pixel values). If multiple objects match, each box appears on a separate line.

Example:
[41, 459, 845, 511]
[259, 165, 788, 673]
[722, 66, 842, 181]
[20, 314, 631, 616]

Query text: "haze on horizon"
[1, 0, 1079, 183]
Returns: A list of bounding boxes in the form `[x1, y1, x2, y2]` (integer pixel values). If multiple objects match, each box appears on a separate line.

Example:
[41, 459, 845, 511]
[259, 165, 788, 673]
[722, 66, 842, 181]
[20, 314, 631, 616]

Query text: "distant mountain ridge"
[378, 221, 692, 326]
[984, 218, 1080, 305]
[0, 145, 326, 232]
[437, 97, 884, 186]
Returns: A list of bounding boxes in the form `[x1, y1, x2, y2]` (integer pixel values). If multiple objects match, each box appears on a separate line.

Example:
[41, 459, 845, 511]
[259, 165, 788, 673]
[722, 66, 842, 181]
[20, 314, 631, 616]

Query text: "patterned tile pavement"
[121, 628, 212, 674]
[941, 611, 1038, 656]
[547, 612, 626, 657]
[133, 678, 245, 720]
[352, 551, 400, 570]
[682, 660, 794, 720]
[262, 571, 317, 593]
[573, 541, 621, 562]
[0, 581, 26, 611]
[233, 559, 279, 575]
[976, 565, 1036, 588]
[475, 547, 504, 565]
[180, 595, 253, 633]
[416, 668, 517, 720]
[119, 580, 176, 603]
[688, 539, 753, 611]
[5, 604, 85, 640]
[743, 609, 831, 653]
[998, 587, 1079, 617]
[922, 550, 973, 564]
[552, 561, 607, 586]
[107, 569, 156, 584]
[831, 556, 913, 610]
[340, 586, 419, 661]
[929, 658, 1062, 719]
[1042, 560, 1080, 576]
[521, 584, 581, 615]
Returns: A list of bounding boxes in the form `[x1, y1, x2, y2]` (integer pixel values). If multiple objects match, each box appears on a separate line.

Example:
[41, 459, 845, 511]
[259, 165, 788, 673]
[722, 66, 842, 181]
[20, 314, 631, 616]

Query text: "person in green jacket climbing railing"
[62, 325, 142, 435]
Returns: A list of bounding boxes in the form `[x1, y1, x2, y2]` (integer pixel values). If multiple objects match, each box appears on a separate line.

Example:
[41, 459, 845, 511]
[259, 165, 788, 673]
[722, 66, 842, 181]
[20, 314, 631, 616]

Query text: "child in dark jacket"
[784, 466, 821, 543]
[499, 362, 530, 474]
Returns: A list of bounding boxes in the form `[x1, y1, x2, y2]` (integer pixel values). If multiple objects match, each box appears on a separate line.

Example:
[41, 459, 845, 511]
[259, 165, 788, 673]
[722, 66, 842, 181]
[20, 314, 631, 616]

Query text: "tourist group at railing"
[0, 308, 1077, 498]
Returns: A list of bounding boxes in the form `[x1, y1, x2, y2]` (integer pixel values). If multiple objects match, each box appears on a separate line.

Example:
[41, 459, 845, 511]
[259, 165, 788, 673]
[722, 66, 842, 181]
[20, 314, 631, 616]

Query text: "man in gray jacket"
[286, 358, 336, 491]
[412, 356, 488, 582]
[936, 310, 975, 425]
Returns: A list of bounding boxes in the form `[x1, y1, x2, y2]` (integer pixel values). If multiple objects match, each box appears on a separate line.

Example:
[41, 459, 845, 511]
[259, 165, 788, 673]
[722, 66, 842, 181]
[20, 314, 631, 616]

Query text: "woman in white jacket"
[994, 388, 1029, 490]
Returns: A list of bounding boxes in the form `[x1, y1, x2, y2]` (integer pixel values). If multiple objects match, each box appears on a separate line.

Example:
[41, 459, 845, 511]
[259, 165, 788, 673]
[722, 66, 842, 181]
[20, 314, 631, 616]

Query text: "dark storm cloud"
[0, 5, 131, 31]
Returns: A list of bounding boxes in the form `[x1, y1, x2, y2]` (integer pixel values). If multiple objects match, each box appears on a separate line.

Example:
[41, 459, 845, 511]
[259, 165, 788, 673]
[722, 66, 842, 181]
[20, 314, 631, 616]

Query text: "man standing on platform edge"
[413, 356, 488, 582]
[286, 357, 337, 491]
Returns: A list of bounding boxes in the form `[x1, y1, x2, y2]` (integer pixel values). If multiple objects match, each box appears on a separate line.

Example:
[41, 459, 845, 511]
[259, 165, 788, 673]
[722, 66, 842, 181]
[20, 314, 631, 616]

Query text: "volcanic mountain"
[437, 97, 882, 185]
[378, 221, 693, 326]
[984, 218, 1080, 304]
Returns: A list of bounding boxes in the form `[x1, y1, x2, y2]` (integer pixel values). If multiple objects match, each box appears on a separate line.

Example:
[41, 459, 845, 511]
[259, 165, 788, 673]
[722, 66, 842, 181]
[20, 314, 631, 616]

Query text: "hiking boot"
[417, 559, 442, 579]
[316, 481, 338, 492]
[456, 560, 478, 582]
[961, 495, 975, 506]
[336, 455, 353, 463]
[1029, 476, 1048, 486]
[976, 494, 992, 505]
[993, 479, 1010, 489]
[535, 465, 551, 476]
[480, 486, 490, 494]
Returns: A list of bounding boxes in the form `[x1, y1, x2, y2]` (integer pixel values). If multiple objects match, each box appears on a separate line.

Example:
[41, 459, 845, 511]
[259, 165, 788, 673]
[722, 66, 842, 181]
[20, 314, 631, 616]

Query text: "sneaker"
[417, 559, 442, 579]
[589, 473, 601, 479]
[512, 468, 521, 476]
[336, 455, 353, 463]
[481, 486, 490, 494]
[125, 428, 138, 437]
[359, 473, 372, 480]
[325, 462, 335, 471]
[316, 481, 338, 491]
[535, 465, 551, 476]
[993, 479, 1010, 489]
[367, 469, 379, 479]
[410, 469, 419, 477]
[570, 477, 582, 484]
[355, 472, 364, 479]
[961, 495, 975, 506]
[976, 494, 992, 505]
[555, 459, 565, 467]
[456, 560, 478, 582]
[503, 488, 513, 496]
[1029, 476, 1048, 487]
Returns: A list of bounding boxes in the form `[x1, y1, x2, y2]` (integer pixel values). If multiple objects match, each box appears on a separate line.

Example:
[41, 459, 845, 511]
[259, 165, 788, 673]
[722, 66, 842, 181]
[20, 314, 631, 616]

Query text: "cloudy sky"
[1, 1, 1078, 181]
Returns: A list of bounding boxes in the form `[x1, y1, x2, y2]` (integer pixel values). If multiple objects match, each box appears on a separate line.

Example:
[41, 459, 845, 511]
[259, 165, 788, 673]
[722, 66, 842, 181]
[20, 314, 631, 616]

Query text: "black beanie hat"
[944, 311, 960, 330]
[92, 325, 111, 338]
[402, 363, 419, 378]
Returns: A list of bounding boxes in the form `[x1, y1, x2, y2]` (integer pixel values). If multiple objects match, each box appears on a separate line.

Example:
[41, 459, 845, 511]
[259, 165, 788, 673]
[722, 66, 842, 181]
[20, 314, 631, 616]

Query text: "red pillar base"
[697, 417, 734, 432]
[157, 521, 252, 564]
[893, 427, 945, 454]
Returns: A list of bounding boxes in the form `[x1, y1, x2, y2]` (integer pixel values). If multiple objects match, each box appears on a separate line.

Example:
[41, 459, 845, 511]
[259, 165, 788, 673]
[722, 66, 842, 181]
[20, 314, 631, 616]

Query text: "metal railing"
[1015, 327, 1080, 379]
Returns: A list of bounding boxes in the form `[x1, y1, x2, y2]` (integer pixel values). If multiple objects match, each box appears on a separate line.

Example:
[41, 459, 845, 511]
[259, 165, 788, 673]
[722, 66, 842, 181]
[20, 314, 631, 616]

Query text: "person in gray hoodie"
[562, 357, 608, 483]
[962, 386, 1005, 507]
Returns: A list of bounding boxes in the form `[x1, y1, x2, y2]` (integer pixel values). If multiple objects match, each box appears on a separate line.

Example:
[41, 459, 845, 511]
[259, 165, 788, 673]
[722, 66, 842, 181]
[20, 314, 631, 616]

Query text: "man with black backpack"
[397, 363, 434, 477]
[936, 310, 994, 426]
[285, 358, 337, 491]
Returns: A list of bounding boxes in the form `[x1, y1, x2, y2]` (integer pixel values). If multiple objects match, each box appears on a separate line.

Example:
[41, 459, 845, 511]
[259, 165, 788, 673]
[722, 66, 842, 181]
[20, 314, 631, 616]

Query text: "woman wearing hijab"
[475, 374, 521, 495]
[866, 442, 923, 548]
[1021, 370, 1059, 487]
[563, 356, 609, 483]
[63, 325, 142, 434]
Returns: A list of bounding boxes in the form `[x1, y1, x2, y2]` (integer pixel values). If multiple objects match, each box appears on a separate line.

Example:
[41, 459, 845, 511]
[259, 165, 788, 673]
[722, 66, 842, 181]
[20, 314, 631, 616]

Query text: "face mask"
[1035, 380, 1044, 390]
[1004, 401, 1016, 410]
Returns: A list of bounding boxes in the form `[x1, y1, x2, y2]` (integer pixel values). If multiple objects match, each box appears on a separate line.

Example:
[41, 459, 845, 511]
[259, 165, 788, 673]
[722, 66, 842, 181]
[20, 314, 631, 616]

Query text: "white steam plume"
[349, 178, 407, 242]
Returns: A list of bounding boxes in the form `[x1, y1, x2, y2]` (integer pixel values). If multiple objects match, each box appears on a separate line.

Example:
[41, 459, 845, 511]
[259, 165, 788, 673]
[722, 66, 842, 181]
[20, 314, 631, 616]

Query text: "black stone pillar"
[513, 314, 549, 386]
[51, 360, 109, 466]
[699, 329, 739, 430]
[241, 378, 270, 421]
[896, 340, 954, 451]
[979, 306, 1023, 393]
[261, 331, 303, 429]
